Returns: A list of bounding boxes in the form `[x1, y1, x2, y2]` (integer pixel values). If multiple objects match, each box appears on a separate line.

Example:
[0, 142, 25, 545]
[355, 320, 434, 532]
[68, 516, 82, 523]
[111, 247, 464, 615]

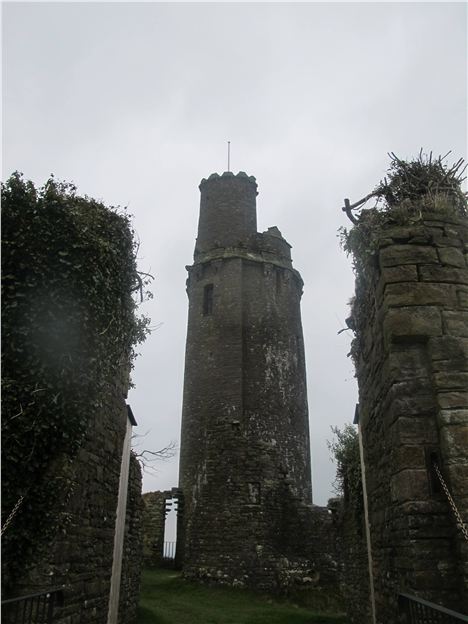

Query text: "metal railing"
[163, 541, 176, 560]
[398, 593, 468, 623]
[1, 588, 63, 624]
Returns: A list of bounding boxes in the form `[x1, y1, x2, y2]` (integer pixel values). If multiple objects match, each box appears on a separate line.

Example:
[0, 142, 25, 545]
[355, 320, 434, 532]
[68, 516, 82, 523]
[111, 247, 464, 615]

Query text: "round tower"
[177, 172, 312, 589]
[195, 171, 258, 256]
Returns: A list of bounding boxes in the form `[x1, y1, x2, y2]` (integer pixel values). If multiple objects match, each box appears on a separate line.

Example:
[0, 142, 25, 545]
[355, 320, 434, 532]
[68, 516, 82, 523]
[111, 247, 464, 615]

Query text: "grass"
[137, 568, 348, 624]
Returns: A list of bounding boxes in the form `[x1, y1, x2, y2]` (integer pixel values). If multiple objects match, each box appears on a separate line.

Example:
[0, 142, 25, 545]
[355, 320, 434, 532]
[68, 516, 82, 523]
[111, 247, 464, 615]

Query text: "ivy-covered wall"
[1, 173, 148, 623]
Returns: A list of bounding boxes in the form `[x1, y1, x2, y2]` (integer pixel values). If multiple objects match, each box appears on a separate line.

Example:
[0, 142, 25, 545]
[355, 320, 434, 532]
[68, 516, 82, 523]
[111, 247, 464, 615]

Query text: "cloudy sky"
[3, 1, 467, 508]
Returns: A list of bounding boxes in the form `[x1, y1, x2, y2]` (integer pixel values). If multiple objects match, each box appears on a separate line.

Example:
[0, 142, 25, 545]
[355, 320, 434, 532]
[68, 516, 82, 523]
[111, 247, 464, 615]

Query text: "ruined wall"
[351, 210, 468, 622]
[178, 172, 320, 590]
[11, 390, 142, 624]
[118, 453, 144, 624]
[142, 491, 168, 566]
[329, 498, 372, 624]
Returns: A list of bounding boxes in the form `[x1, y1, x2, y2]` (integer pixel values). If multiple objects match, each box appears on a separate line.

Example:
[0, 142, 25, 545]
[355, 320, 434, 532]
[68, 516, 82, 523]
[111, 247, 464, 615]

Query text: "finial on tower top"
[227, 141, 231, 172]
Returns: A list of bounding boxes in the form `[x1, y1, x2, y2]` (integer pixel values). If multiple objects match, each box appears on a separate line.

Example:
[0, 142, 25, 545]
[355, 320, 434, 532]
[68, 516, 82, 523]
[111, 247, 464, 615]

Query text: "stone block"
[391, 445, 426, 470]
[380, 245, 438, 267]
[389, 392, 436, 419]
[443, 464, 468, 501]
[458, 289, 468, 307]
[390, 416, 438, 445]
[428, 336, 468, 363]
[380, 226, 428, 241]
[386, 346, 430, 381]
[384, 306, 442, 342]
[432, 234, 464, 248]
[380, 265, 419, 286]
[436, 409, 468, 427]
[419, 265, 468, 285]
[442, 310, 468, 337]
[438, 247, 466, 268]
[438, 424, 468, 461]
[384, 282, 457, 308]
[437, 392, 468, 410]
[390, 469, 429, 503]
[433, 372, 468, 391]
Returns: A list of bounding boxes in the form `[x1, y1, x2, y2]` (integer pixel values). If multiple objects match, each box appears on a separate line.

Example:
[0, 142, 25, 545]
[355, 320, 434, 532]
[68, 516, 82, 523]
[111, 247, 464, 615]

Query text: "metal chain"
[1, 495, 25, 537]
[433, 462, 468, 542]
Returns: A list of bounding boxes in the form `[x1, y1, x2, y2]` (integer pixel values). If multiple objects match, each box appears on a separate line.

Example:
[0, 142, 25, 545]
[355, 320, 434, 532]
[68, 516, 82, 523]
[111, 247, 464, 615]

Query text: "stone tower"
[177, 171, 314, 589]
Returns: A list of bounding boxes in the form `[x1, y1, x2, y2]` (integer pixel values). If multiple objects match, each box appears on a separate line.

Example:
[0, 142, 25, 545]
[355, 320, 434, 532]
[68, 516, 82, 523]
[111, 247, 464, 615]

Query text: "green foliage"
[138, 568, 347, 624]
[339, 151, 468, 367]
[327, 425, 362, 516]
[1, 172, 150, 588]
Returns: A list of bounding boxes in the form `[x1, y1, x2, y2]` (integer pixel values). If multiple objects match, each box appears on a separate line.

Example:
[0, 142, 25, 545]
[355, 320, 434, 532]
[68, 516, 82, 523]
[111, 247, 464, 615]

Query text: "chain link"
[1, 495, 25, 537]
[433, 462, 468, 542]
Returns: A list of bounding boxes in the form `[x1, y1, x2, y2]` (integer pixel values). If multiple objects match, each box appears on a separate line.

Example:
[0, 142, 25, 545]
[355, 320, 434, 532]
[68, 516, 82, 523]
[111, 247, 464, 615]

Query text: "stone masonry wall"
[142, 491, 169, 567]
[118, 453, 143, 624]
[329, 498, 372, 624]
[11, 388, 142, 624]
[352, 211, 468, 622]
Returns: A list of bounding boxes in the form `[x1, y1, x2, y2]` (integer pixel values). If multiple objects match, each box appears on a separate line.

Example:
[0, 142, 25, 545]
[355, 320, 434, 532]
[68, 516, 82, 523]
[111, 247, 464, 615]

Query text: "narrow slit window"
[203, 284, 214, 315]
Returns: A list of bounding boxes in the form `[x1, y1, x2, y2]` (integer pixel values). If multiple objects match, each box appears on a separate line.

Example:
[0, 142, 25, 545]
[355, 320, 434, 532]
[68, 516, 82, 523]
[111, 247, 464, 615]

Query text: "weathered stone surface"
[389, 416, 439, 445]
[438, 424, 468, 460]
[419, 265, 468, 285]
[386, 346, 430, 381]
[433, 372, 468, 390]
[437, 392, 468, 410]
[428, 335, 468, 363]
[391, 445, 426, 469]
[432, 234, 464, 248]
[331, 499, 372, 624]
[383, 306, 442, 341]
[442, 310, 468, 337]
[178, 173, 325, 592]
[11, 391, 142, 624]
[457, 289, 468, 307]
[354, 212, 468, 621]
[380, 244, 439, 267]
[381, 265, 418, 284]
[384, 282, 457, 308]
[437, 409, 468, 426]
[142, 491, 168, 566]
[438, 247, 466, 268]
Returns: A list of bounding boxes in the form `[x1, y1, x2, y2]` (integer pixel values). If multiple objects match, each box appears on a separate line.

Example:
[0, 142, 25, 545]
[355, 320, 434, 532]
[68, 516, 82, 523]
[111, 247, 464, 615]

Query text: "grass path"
[137, 568, 348, 624]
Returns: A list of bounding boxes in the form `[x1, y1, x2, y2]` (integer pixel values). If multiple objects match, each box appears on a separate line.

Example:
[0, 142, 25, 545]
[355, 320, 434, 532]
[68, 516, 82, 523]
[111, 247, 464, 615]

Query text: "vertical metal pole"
[227, 141, 230, 172]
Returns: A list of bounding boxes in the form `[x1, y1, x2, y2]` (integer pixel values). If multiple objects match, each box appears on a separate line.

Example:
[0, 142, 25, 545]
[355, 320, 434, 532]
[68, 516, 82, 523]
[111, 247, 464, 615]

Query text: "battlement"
[199, 171, 257, 189]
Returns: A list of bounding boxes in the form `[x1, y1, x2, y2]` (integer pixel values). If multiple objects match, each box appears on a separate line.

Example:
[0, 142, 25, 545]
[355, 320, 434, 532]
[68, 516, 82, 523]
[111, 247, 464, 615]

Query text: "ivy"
[1, 172, 150, 590]
[328, 425, 363, 518]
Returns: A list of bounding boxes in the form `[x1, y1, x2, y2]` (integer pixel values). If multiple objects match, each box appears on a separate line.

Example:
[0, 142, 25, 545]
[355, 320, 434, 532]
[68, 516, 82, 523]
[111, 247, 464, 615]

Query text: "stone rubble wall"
[141, 491, 170, 567]
[118, 453, 143, 624]
[353, 211, 468, 622]
[11, 388, 143, 624]
[329, 499, 372, 624]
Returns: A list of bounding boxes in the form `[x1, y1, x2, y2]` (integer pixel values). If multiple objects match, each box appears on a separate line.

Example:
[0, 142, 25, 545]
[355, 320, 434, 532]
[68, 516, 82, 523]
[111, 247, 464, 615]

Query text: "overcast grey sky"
[3, 2, 467, 507]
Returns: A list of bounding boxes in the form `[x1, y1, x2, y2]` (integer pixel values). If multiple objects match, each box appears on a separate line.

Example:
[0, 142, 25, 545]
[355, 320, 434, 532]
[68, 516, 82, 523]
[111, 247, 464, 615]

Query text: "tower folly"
[177, 171, 313, 589]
